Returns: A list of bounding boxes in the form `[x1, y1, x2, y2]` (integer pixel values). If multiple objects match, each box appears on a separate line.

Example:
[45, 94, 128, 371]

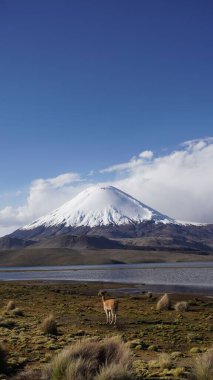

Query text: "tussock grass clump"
[193, 348, 213, 380]
[170, 351, 183, 360]
[157, 353, 172, 370]
[171, 367, 185, 377]
[0, 344, 7, 373]
[44, 336, 132, 380]
[6, 300, 16, 312]
[96, 363, 132, 380]
[174, 301, 189, 312]
[41, 314, 58, 335]
[156, 293, 171, 311]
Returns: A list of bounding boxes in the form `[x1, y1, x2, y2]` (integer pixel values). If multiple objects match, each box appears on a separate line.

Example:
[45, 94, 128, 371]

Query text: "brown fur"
[98, 290, 119, 325]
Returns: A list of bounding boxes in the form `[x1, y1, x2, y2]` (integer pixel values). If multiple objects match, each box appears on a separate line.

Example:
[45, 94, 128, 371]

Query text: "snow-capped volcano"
[7, 185, 213, 253]
[22, 185, 173, 231]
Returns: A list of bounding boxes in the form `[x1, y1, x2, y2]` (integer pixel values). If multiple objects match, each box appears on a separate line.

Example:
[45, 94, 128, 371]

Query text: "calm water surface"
[0, 262, 212, 289]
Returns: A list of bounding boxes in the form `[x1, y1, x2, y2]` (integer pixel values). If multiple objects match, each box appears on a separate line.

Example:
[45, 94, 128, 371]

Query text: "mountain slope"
[33, 235, 124, 250]
[0, 236, 35, 250]
[6, 185, 213, 254]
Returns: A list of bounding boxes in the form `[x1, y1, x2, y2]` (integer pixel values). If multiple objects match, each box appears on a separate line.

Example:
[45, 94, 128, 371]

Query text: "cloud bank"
[110, 138, 213, 223]
[0, 173, 88, 236]
[0, 138, 212, 236]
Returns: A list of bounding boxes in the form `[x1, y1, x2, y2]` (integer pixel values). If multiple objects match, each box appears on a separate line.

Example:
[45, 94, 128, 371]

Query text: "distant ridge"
[0, 236, 35, 250]
[33, 235, 124, 250]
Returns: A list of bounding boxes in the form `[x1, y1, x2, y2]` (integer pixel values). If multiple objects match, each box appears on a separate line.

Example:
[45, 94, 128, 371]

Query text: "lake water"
[0, 262, 212, 292]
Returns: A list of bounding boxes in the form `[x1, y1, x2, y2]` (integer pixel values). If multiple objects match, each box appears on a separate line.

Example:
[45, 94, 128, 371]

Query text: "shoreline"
[0, 279, 212, 296]
[0, 260, 212, 271]
[0, 261, 212, 295]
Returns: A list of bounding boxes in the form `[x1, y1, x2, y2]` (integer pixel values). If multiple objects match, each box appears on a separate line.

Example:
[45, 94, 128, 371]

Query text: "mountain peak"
[21, 185, 173, 231]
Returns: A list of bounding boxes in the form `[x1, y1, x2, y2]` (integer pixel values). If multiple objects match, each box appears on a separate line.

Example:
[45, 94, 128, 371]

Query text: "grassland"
[0, 281, 212, 379]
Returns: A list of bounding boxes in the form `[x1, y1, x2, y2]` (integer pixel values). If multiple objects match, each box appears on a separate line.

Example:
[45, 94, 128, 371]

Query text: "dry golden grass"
[174, 301, 189, 312]
[193, 348, 213, 380]
[6, 300, 16, 312]
[156, 293, 171, 311]
[157, 353, 172, 370]
[95, 363, 132, 380]
[41, 314, 58, 335]
[44, 336, 132, 380]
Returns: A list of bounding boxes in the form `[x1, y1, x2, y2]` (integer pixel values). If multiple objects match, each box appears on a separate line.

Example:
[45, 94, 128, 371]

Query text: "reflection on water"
[0, 262, 212, 288]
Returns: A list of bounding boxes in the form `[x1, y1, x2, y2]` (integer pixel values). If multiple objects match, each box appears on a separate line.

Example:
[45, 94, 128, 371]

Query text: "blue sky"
[0, 1, 213, 234]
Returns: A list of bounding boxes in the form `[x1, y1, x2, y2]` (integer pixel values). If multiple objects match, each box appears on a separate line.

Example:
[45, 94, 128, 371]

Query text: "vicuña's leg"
[110, 312, 114, 324]
[108, 310, 112, 324]
[114, 313, 117, 325]
[105, 309, 109, 324]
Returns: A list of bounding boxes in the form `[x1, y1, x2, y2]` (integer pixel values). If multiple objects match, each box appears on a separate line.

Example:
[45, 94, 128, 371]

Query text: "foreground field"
[0, 281, 212, 379]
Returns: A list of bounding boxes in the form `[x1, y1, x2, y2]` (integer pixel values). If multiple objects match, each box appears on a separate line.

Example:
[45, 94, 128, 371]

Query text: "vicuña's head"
[98, 290, 107, 297]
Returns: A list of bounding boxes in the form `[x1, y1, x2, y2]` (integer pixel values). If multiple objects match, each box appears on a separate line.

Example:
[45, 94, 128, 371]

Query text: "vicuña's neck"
[102, 295, 106, 302]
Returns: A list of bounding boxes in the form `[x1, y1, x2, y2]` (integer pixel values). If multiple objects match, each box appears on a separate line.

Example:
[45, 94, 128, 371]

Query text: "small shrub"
[193, 348, 213, 380]
[190, 347, 202, 354]
[174, 301, 189, 312]
[156, 293, 171, 311]
[6, 300, 16, 312]
[41, 314, 58, 335]
[127, 340, 140, 349]
[147, 345, 158, 351]
[171, 351, 183, 360]
[158, 353, 172, 370]
[173, 367, 185, 377]
[44, 336, 132, 380]
[0, 344, 7, 373]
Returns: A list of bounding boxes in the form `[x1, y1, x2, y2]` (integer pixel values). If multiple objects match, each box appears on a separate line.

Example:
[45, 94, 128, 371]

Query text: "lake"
[0, 262, 212, 293]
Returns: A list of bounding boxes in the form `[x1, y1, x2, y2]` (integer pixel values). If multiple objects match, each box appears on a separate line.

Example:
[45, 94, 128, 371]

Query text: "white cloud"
[110, 138, 213, 223]
[0, 172, 88, 236]
[0, 138, 213, 237]
[139, 150, 154, 159]
[100, 158, 141, 173]
[100, 150, 154, 174]
[45, 172, 80, 188]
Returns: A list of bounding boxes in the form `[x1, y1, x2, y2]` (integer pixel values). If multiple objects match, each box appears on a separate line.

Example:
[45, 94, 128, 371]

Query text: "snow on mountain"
[21, 185, 174, 231]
